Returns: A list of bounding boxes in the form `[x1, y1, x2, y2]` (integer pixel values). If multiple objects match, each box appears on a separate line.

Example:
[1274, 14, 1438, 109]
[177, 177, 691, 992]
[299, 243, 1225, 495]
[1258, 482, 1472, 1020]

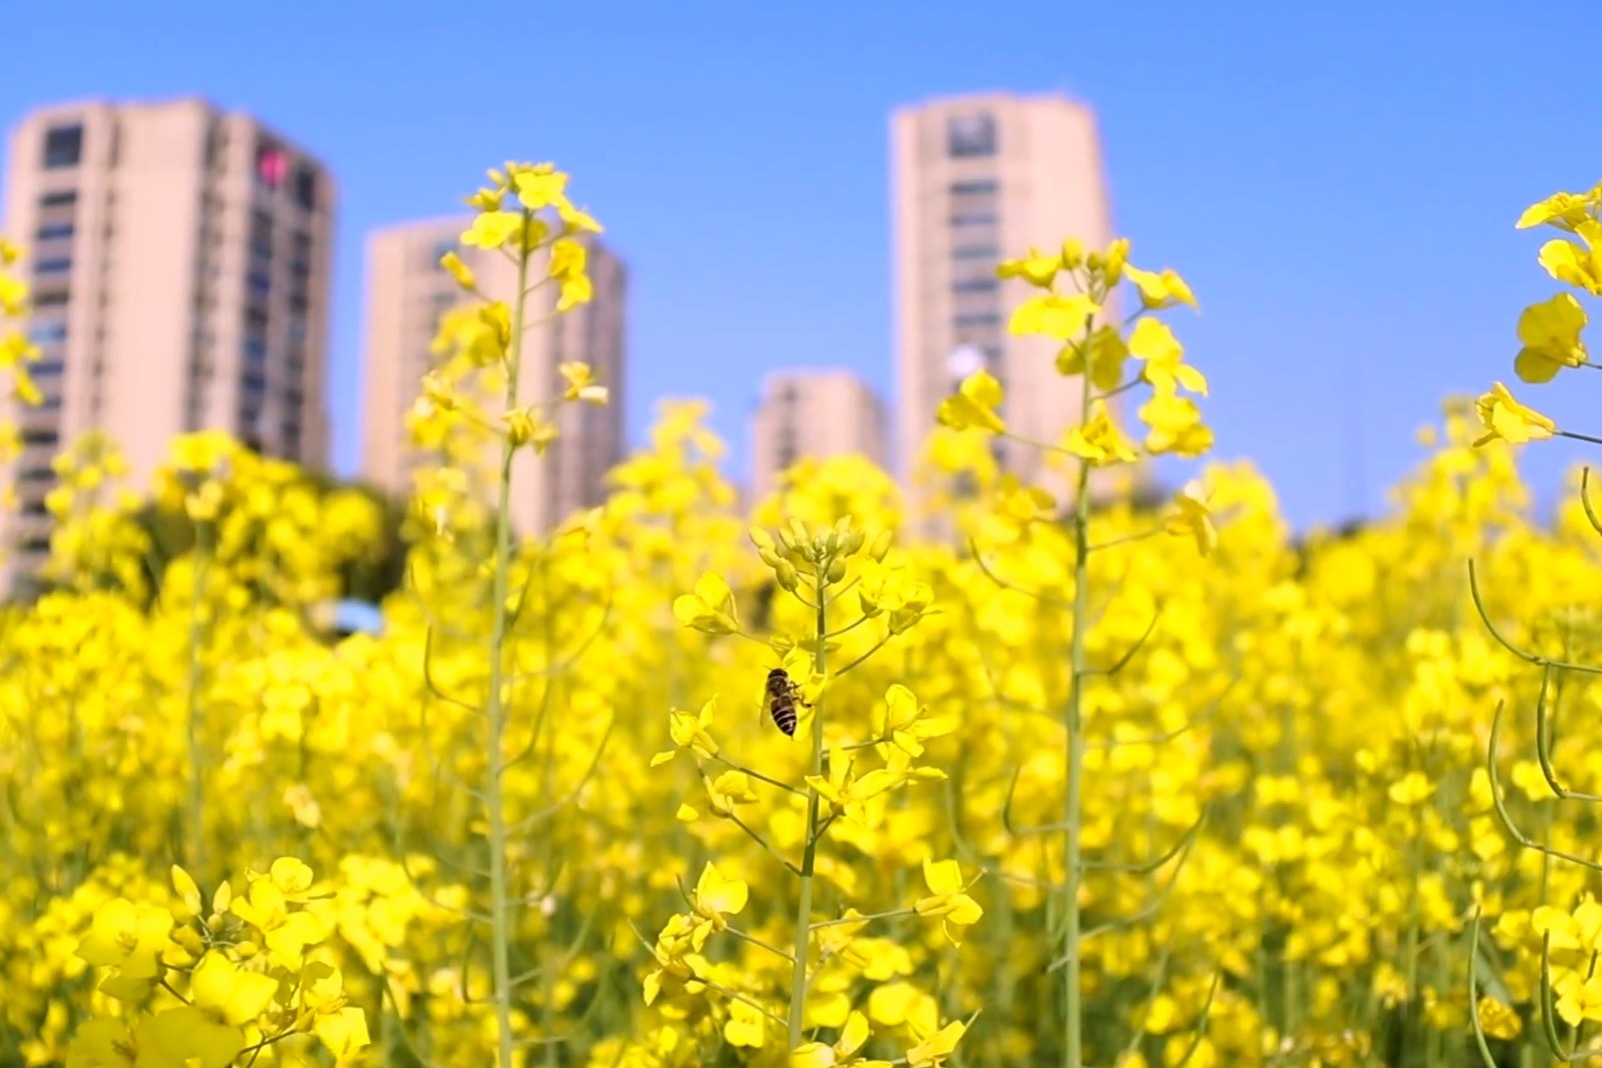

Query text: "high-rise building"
[890, 91, 1118, 513]
[360, 217, 627, 538]
[748, 369, 886, 501]
[0, 97, 335, 589]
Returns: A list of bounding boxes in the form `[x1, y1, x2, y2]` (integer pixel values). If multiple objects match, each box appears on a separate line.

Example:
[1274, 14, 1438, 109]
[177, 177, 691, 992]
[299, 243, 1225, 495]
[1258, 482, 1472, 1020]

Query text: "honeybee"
[764, 668, 809, 737]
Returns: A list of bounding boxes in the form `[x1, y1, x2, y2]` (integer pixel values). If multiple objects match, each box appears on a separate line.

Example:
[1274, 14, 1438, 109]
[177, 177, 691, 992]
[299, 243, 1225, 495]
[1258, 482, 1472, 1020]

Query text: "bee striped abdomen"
[765, 668, 802, 737]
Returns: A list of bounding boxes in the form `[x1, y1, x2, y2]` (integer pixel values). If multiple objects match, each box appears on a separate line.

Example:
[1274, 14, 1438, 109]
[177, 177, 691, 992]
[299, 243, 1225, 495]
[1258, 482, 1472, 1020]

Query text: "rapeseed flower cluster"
[2, 167, 1602, 1068]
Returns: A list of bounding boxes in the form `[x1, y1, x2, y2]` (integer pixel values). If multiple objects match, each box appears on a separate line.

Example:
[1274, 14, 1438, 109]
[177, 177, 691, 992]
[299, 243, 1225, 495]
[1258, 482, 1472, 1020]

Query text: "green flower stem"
[809, 907, 916, 929]
[185, 517, 212, 879]
[1558, 430, 1602, 447]
[1062, 338, 1095, 1068]
[1086, 526, 1163, 554]
[787, 570, 828, 1049]
[724, 924, 797, 963]
[825, 575, 861, 605]
[1092, 378, 1144, 403]
[483, 211, 536, 1068]
[822, 614, 870, 639]
[727, 812, 802, 875]
[711, 754, 804, 796]
[834, 636, 890, 677]
[692, 974, 789, 1028]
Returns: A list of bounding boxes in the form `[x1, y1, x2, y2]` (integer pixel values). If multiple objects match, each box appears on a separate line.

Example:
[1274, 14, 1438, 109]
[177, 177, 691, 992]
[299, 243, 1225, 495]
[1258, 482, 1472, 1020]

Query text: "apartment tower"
[748, 369, 886, 502]
[891, 91, 1116, 515]
[360, 218, 627, 537]
[0, 97, 335, 590]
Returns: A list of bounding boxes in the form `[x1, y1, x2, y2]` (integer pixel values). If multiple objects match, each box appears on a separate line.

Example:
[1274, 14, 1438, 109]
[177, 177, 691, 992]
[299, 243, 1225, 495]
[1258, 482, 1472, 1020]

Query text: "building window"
[293, 166, 317, 211]
[205, 123, 226, 170]
[39, 190, 78, 208]
[33, 291, 69, 308]
[250, 209, 273, 253]
[43, 124, 84, 169]
[34, 258, 71, 277]
[290, 231, 311, 273]
[954, 312, 1002, 329]
[28, 324, 67, 343]
[950, 211, 999, 227]
[248, 270, 272, 298]
[35, 222, 74, 241]
[953, 277, 999, 294]
[950, 179, 999, 195]
[947, 114, 996, 159]
[952, 244, 999, 261]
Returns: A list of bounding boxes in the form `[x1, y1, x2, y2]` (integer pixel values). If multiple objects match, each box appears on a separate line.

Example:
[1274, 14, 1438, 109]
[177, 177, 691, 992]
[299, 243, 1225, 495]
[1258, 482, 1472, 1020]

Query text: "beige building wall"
[359, 217, 627, 539]
[0, 97, 335, 593]
[748, 369, 886, 501]
[891, 91, 1122, 520]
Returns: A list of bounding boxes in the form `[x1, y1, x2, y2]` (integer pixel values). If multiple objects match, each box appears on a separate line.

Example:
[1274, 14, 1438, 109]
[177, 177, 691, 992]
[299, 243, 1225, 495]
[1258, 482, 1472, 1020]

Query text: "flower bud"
[775, 560, 800, 592]
[236, 941, 260, 960]
[173, 925, 206, 956]
[867, 530, 893, 562]
[750, 527, 776, 552]
[758, 545, 784, 570]
[841, 528, 866, 556]
[1062, 238, 1085, 270]
[787, 519, 810, 552]
[1104, 238, 1130, 286]
[504, 408, 536, 448]
[825, 556, 847, 584]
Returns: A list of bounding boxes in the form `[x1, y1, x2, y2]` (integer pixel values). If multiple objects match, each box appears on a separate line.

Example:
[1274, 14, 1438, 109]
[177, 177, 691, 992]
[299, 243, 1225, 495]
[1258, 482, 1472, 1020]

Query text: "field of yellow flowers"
[4, 163, 1602, 1068]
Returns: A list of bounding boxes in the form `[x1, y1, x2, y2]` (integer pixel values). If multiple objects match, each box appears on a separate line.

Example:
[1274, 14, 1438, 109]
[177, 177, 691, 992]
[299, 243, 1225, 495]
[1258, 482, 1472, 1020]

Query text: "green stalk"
[185, 517, 212, 877]
[485, 213, 534, 1068]
[1062, 353, 1093, 1068]
[787, 568, 828, 1049]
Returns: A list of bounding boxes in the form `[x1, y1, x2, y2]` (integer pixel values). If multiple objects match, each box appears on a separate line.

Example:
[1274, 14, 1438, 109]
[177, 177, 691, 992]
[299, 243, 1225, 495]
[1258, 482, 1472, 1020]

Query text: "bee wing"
[756, 676, 774, 725]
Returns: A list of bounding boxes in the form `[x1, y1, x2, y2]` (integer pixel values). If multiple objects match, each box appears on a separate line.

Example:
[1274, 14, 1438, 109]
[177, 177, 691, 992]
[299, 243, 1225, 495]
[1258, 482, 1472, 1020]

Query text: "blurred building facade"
[360, 217, 627, 538]
[890, 91, 1122, 522]
[748, 368, 886, 502]
[0, 96, 336, 591]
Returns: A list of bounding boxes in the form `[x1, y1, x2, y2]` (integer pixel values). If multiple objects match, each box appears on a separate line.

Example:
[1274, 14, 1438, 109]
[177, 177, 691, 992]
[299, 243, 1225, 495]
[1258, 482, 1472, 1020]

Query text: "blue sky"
[4, 0, 1600, 530]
